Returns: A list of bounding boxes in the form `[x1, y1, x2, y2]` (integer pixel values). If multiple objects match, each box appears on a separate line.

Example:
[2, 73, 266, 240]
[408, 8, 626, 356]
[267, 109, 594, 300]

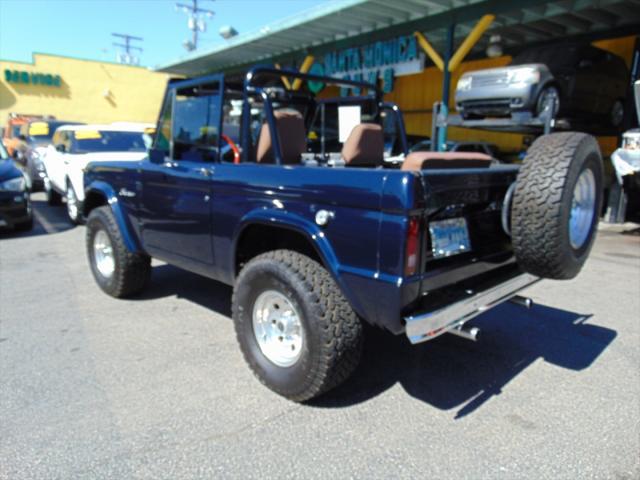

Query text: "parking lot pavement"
[1, 193, 638, 480]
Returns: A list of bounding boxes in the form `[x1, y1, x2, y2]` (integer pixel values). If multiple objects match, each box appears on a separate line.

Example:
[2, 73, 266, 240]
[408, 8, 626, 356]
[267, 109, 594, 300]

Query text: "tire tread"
[233, 250, 362, 402]
[86, 206, 150, 297]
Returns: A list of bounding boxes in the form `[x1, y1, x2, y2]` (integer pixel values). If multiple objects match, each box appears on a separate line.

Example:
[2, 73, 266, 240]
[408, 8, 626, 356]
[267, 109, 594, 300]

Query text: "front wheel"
[66, 182, 82, 225]
[535, 85, 560, 118]
[232, 250, 363, 402]
[86, 206, 151, 297]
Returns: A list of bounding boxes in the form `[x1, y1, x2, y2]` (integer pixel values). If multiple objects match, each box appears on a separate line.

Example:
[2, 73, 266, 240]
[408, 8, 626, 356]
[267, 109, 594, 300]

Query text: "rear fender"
[84, 180, 142, 253]
[233, 208, 368, 319]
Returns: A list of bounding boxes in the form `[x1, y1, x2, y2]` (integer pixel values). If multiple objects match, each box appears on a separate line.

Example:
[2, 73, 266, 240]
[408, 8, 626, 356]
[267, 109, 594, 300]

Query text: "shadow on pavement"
[0, 196, 74, 239]
[131, 264, 617, 418]
[134, 263, 232, 317]
[312, 302, 616, 418]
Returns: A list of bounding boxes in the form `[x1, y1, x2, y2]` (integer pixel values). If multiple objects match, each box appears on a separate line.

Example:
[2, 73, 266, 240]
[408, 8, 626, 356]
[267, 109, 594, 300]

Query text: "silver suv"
[455, 44, 629, 128]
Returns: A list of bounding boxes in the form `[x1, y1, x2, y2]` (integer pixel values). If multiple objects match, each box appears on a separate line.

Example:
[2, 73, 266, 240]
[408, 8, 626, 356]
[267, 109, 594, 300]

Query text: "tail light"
[405, 217, 420, 276]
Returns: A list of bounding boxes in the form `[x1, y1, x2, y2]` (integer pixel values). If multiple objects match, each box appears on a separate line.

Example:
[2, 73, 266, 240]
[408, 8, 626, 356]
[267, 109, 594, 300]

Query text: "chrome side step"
[404, 273, 539, 344]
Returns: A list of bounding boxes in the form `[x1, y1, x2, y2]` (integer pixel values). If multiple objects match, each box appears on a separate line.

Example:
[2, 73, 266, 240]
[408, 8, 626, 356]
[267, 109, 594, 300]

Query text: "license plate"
[429, 218, 471, 259]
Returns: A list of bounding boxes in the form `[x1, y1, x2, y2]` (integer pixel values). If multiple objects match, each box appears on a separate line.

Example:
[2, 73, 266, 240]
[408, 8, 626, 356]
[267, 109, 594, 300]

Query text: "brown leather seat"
[256, 110, 306, 164]
[401, 151, 493, 171]
[342, 123, 384, 167]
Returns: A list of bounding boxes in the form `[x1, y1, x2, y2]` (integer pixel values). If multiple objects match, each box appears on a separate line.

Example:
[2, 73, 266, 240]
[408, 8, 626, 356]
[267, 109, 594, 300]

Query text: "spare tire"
[511, 132, 603, 280]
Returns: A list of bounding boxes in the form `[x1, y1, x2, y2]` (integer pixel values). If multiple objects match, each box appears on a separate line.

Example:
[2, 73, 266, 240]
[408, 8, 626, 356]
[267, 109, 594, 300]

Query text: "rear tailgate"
[415, 165, 519, 293]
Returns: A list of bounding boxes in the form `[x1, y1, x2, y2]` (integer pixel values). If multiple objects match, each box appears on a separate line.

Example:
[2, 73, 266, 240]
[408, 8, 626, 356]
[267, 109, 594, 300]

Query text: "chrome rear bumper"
[404, 273, 539, 344]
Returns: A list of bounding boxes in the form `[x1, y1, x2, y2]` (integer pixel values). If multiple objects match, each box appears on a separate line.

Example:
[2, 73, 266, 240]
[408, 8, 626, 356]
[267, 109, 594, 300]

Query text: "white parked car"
[42, 123, 153, 223]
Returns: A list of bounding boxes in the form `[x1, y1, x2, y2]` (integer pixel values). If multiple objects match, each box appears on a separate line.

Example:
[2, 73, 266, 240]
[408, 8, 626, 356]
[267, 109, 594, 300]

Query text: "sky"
[0, 0, 330, 68]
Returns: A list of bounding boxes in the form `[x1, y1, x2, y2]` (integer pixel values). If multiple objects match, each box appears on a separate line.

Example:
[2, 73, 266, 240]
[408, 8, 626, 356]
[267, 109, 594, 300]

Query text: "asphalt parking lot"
[1, 193, 639, 479]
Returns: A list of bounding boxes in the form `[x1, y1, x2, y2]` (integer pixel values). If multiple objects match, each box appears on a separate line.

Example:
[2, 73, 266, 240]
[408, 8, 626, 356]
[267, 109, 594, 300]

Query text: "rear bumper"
[404, 271, 539, 344]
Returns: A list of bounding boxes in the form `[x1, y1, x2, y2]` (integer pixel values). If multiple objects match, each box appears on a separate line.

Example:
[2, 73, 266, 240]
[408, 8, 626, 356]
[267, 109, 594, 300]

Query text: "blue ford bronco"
[83, 68, 603, 401]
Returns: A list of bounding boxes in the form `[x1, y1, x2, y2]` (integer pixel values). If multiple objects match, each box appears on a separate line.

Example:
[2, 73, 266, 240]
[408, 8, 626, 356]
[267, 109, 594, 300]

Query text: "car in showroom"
[80, 68, 603, 402]
[455, 43, 629, 129]
[0, 142, 32, 232]
[41, 122, 151, 224]
[14, 119, 84, 191]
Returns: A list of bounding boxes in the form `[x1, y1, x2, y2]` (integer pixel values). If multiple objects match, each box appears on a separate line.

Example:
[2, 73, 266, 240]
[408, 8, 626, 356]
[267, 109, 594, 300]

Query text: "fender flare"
[84, 180, 142, 253]
[232, 208, 368, 319]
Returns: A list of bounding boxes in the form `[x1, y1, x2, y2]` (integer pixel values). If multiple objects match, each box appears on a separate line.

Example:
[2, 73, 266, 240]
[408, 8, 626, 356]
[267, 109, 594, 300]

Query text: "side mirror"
[55, 144, 66, 153]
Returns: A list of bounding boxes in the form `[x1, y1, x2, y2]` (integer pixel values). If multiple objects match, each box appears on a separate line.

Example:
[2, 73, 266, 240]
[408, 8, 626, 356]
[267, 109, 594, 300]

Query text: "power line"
[112, 33, 143, 65]
[175, 0, 215, 52]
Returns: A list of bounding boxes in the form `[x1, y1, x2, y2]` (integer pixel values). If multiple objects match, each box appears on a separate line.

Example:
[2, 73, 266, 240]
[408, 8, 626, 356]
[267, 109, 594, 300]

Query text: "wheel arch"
[232, 211, 338, 278]
[84, 181, 142, 253]
[232, 210, 368, 320]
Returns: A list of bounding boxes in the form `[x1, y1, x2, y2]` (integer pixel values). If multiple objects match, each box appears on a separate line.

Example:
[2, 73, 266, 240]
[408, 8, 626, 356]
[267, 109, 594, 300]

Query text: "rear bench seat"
[401, 151, 493, 171]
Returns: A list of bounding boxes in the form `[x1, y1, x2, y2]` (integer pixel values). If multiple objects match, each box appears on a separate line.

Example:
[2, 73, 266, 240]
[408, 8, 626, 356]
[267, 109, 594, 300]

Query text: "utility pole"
[175, 0, 215, 51]
[112, 33, 143, 65]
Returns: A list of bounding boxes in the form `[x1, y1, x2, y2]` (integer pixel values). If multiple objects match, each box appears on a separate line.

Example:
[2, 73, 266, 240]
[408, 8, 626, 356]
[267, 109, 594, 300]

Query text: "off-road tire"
[232, 250, 363, 402]
[86, 206, 151, 297]
[511, 132, 603, 279]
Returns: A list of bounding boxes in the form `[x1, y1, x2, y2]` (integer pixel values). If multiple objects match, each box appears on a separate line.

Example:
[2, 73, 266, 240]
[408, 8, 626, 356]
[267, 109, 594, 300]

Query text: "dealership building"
[1, 0, 638, 156]
[157, 0, 639, 156]
[0, 53, 169, 126]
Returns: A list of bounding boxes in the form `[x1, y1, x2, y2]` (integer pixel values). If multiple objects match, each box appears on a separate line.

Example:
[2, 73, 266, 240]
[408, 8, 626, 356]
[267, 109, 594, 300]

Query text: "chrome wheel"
[569, 169, 596, 250]
[252, 290, 304, 367]
[66, 186, 78, 221]
[93, 230, 115, 278]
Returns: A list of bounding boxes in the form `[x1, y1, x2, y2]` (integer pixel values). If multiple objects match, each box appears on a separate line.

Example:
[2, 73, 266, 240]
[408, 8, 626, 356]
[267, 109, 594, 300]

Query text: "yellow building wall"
[0, 53, 171, 126]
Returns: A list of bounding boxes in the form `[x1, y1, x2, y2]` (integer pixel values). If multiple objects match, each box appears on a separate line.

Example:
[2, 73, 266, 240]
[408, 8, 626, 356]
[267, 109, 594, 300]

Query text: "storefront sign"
[4, 69, 62, 87]
[311, 35, 424, 94]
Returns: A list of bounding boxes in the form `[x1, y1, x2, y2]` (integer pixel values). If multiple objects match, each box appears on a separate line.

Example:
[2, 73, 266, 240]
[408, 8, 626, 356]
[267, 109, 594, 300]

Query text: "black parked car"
[0, 143, 32, 232]
[455, 43, 629, 129]
[14, 119, 83, 191]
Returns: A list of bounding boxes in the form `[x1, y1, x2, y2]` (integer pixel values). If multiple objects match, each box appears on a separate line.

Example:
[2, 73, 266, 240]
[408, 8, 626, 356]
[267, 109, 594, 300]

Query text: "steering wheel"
[221, 134, 241, 164]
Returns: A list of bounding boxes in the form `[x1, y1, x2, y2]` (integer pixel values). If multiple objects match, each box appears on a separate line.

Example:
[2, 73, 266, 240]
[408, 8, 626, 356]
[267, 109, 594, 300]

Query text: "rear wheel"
[511, 132, 603, 279]
[232, 250, 363, 402]
[86, 206, 151, 297]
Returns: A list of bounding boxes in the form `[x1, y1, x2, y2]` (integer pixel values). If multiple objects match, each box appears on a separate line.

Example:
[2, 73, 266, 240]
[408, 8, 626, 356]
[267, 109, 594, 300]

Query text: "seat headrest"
[401, 151, 493, 171]
[256, 110, 306, 164]
[341, 123, 384, 167]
